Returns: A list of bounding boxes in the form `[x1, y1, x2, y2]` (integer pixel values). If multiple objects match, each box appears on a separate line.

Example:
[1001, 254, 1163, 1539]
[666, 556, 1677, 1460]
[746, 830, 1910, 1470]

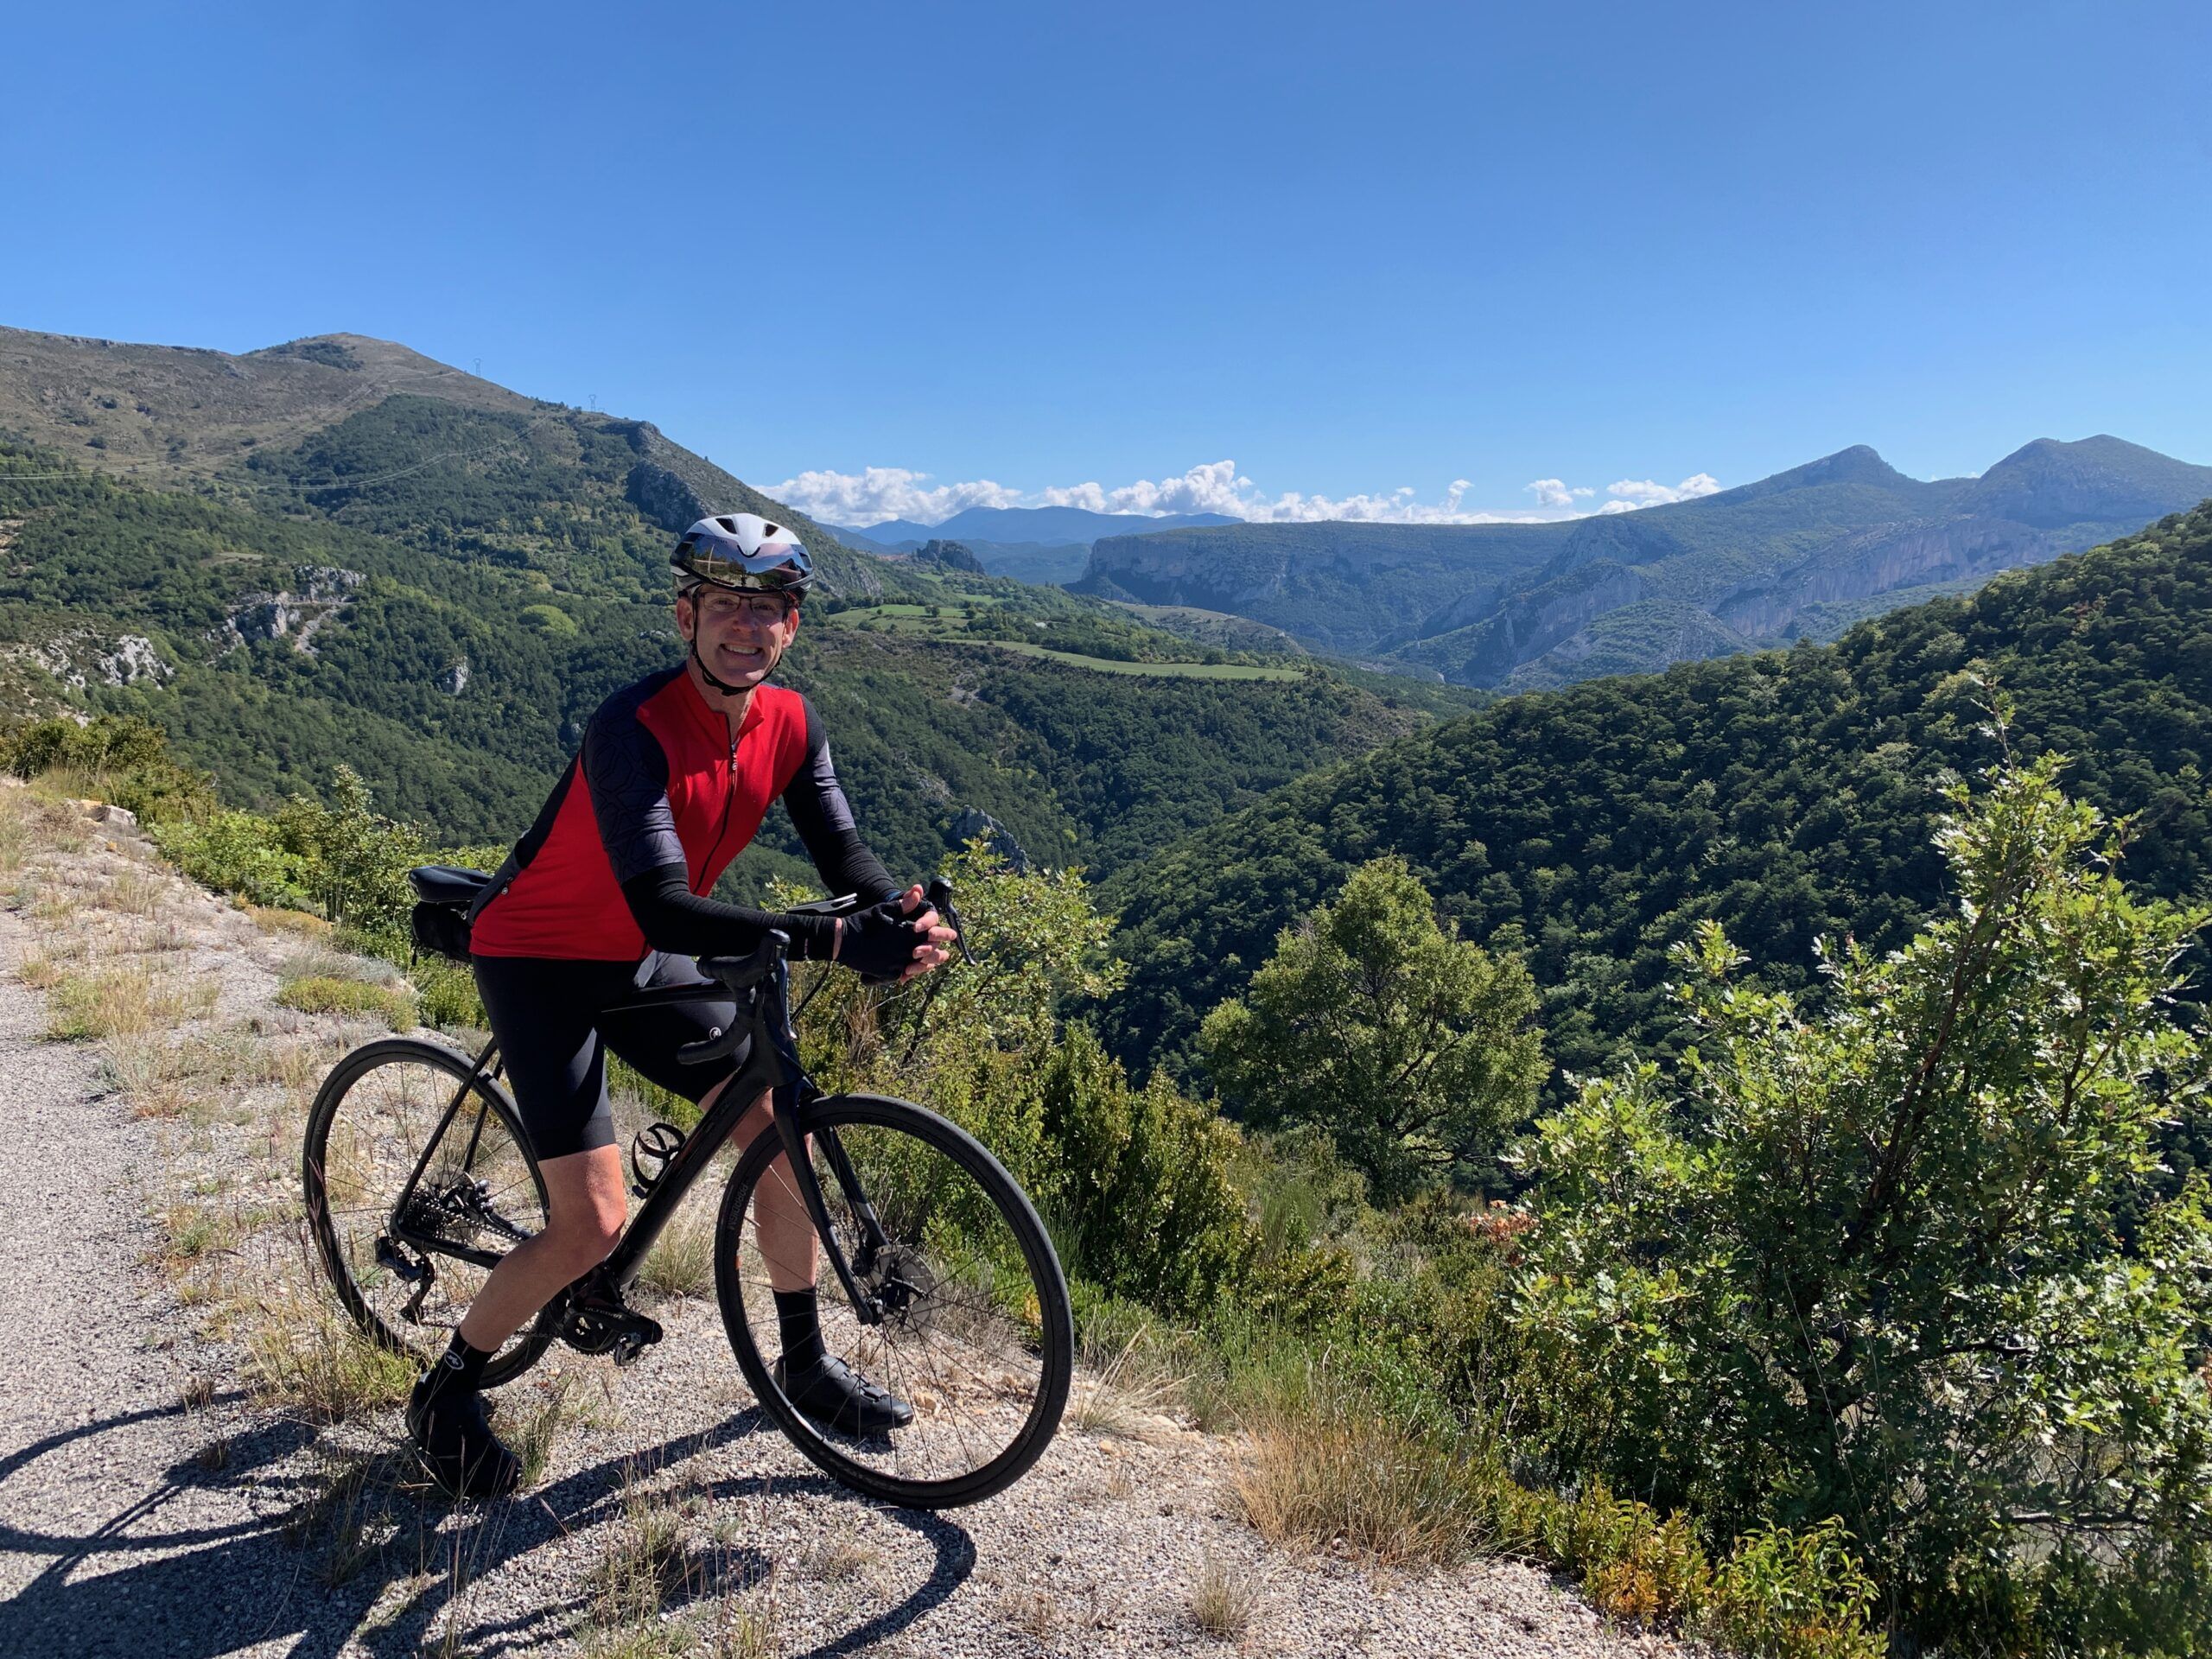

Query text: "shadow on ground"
[0, 1396, 976, 1658]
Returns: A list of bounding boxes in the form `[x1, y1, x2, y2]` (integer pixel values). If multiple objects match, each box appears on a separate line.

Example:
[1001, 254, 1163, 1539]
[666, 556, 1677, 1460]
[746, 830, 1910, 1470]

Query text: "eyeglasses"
[693, 591, 794, 624]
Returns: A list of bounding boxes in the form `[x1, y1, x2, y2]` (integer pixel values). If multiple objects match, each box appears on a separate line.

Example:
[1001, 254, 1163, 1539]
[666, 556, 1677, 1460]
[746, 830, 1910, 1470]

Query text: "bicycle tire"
[302, 1037, 553, 1389]
[714, 1091, 1073, 1509]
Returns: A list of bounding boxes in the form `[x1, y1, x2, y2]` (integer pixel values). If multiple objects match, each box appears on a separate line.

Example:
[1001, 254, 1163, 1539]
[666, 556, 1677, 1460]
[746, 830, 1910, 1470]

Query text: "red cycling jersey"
[469, 668, 887, 961]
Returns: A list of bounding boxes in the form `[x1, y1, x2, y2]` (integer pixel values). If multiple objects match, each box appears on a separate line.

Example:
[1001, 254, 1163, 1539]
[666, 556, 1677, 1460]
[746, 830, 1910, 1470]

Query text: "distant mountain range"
[1076, 437, 2212, 687]
[835, 505, 1243, 582]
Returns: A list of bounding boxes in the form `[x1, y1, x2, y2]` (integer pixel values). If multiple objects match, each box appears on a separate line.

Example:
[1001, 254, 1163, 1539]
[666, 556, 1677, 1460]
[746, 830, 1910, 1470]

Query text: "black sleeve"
[783, 697, 900, 905]
[582, 695, 687, 885]
[618, 864, 842, 961]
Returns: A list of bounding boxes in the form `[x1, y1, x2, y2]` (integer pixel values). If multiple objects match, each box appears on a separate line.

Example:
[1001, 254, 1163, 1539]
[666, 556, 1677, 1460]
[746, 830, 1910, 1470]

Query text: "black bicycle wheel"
[714, 1092, 1073, 1509]
[302, 1037, 552, 1388]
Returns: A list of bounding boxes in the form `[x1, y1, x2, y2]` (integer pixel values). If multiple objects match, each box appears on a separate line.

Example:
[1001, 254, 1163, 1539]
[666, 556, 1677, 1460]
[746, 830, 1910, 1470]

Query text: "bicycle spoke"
[720, 1105, 1063, 1498]
[308, 1049, 546, 1371]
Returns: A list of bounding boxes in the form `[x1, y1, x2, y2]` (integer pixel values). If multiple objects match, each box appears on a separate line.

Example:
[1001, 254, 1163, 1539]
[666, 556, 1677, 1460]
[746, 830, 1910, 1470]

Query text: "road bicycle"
[300, 874, 1072, 1509]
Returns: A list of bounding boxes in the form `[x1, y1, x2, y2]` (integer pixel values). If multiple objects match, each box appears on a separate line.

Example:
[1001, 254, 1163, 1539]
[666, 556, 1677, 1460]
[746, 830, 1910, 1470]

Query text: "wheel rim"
[310, 1051, 545, 1368]
[723, 1112, 1064, 1496]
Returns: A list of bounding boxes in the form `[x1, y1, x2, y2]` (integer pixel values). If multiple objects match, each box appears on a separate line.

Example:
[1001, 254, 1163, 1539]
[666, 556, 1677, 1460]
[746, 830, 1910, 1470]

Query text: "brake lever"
[925, 877, 978, 968]
[677, 930, 788, 1065]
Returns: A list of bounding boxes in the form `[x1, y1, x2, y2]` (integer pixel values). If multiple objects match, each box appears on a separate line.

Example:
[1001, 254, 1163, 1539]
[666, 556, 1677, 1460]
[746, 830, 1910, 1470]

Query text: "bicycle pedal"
[611, 1314, 664, 1367]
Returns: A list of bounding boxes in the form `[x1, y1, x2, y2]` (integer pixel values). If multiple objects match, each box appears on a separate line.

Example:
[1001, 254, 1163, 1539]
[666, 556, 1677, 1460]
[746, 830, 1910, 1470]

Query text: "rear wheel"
[302, 1038, 552, 1387]
[714, 1093, 1072, 1508]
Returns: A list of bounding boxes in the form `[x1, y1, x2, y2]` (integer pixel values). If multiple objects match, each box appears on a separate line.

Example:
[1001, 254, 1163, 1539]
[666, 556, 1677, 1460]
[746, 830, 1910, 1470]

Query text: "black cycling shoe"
[405, 1373, 522, 1499]
[774, 1352, 915, 1436]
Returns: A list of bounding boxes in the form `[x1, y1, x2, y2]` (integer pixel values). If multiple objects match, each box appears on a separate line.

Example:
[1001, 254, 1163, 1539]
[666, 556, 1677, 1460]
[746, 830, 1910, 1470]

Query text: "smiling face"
[677, 584, 800, 702]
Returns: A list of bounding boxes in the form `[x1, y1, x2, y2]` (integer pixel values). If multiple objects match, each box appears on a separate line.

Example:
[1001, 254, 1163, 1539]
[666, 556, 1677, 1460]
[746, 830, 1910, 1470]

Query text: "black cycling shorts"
[472, 952, 752, 1160]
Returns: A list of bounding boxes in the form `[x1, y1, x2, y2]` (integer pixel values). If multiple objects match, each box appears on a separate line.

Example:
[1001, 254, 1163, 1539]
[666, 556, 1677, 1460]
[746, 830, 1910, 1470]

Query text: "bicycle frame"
[386, 952, 894, 1330]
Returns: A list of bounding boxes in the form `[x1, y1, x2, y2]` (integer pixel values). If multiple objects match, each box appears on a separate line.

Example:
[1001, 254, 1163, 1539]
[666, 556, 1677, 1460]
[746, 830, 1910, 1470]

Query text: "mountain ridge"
[1101, 499, 2212, 1084]
[1078, 438, 2212, 685]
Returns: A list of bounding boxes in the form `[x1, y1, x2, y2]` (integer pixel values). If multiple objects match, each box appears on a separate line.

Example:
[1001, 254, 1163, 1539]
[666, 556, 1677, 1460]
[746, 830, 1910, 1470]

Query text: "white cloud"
[1039, 460, 1255, 517]
[769, 459, 1719, 529]
[763, 466, 1024, 527]
[1597, 472, 1724, 513]
[1525, 478, 1598, 510]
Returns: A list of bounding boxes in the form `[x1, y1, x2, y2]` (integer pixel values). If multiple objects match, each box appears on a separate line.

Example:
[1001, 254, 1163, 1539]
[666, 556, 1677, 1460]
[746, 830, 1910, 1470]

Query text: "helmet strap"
[689, 636, 756, 699]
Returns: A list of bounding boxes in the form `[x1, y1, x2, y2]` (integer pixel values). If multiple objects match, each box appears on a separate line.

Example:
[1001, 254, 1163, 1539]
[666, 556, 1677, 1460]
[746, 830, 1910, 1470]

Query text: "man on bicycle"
[409, 512, 956, 1498]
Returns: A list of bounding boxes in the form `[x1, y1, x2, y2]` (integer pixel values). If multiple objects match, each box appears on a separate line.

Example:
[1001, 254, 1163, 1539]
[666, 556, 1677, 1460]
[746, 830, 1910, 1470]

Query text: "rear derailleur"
[553, 1271, 664, 1367]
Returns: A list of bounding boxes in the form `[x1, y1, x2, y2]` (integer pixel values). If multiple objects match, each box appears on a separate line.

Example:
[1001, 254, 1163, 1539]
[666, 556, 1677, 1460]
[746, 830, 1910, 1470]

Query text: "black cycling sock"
[422, 1332, 493, 1402]
[774, 1287, 825, 1372]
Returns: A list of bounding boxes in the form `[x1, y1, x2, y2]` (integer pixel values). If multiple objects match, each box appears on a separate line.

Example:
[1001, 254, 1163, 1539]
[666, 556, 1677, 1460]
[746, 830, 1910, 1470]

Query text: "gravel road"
[0, 798, 1683, 1658]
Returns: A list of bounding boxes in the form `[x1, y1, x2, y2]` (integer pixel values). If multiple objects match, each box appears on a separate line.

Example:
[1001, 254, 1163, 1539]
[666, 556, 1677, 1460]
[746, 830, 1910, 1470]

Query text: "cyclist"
[408, 512, 957, 1499]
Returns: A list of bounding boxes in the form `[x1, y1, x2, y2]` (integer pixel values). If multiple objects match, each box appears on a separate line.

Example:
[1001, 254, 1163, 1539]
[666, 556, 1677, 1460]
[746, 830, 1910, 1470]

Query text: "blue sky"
[4, 1, 2207, 525]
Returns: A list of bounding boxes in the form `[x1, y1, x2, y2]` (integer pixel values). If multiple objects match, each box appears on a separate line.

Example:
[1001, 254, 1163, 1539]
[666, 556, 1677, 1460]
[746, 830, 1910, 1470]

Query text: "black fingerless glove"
[836, 899, 925, 983]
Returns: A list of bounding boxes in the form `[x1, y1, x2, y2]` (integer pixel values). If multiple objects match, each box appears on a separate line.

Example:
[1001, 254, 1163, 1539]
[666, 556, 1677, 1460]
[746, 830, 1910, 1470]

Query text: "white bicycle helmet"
[671, 513, 813, 595]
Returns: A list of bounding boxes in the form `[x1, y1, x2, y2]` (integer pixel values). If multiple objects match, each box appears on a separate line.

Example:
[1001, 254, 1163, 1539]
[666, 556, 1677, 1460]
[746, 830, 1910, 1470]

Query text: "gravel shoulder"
[0, 788, 1681, 1658]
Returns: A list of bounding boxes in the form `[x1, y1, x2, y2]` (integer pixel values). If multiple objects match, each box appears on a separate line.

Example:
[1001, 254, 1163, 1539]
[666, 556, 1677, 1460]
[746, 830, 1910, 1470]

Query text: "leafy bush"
[782, 846, 1249, 1318]
[1701, 1522, 1884, 1659]
[1032, 1026, 1253, 1316]
[1200, 855, 1546, 1201]
[1521, 750, 2212, 1645]
[273, 766, 430, 938]
[4, 714, 213, 822]
[153, 809, 311, 909]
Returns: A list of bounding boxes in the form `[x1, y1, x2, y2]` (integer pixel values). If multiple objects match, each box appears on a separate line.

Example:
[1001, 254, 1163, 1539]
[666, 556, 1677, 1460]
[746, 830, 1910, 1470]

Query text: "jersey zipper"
[699, 728, 741, 893]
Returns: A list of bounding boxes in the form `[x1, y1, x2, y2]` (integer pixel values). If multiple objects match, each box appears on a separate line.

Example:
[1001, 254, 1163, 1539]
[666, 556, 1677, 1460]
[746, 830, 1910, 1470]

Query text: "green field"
[982, 641, 1304, 679]
[823, 601, 1303, 678]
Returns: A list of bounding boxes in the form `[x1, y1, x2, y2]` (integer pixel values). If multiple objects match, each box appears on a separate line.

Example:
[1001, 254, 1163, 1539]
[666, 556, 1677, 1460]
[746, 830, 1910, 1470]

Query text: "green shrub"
[276, 976, 415, 1029]
[1701, 1521, 1884, 1659]
[410, 956, 484, 1030]
[1200, 855, 1546, 1203]
[153, 809, 312, 909]
[273, 766, 430, 938]
[1033, 1026, 1254, 1316]
[6, 714, 213, 823]
[1521, 750, 2212, 1644]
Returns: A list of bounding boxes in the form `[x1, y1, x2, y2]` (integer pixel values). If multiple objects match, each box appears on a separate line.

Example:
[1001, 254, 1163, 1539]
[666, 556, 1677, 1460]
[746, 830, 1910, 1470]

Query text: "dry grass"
[160, 1198, 239, 1265]
[994, 1583, 1061, 1640]
[284, 1449, 414, 1590]
[801, 1523, 881, 1586]
[240, 1269, 417, 1424]
[508, 1370, 595, 1489]
[1188, 1548, 1259, 1640]
[245, 902, 331, 938]
[579, 1470, 784, 1659]
[15, 950, 61, 989]
[1234, 1382, 1503, 1567]
[29, 887, 80, 926]
[100, 866, 168, 917]
[588, 1472, 711, 1624]
[105, 1027, 261, 1119]
[47, 967, 215, 1040]
[0, 803, 27, 874]
[1071, 1325, 1190, 1440]
[636, 1206, 715, 1302]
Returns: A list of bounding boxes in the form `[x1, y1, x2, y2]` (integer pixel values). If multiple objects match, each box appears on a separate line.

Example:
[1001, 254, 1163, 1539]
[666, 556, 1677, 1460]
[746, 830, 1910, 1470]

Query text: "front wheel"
[714, 1093, 1072, 1509]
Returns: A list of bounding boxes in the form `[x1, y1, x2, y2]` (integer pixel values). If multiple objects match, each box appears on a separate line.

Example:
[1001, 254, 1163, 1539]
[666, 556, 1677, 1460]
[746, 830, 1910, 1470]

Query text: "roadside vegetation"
[19, 707, 2206, 1656]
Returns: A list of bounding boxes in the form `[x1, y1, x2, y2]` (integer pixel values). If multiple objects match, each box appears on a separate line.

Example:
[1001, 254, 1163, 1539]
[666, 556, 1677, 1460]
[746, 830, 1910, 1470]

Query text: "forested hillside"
[1081, 437, 2212, 686]
[0, 436, 1445, 889]
[1106, 500, 2212, 1085]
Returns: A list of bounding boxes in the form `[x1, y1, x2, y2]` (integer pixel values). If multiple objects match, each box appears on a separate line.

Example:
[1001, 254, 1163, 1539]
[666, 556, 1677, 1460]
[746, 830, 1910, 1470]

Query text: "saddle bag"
[407, 864, 494, 963]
